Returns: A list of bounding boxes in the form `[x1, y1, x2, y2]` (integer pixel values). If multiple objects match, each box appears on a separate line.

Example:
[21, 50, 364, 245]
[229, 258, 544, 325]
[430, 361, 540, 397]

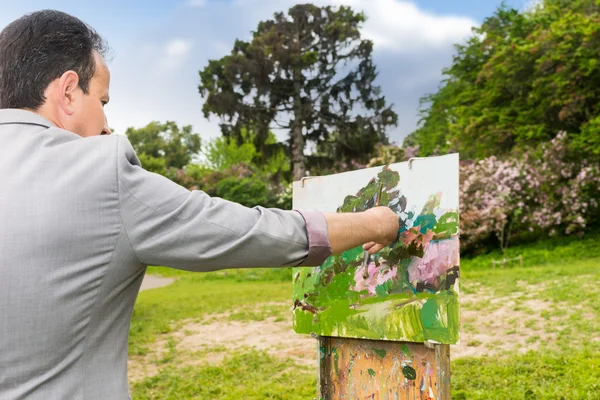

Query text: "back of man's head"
[0, 10, 108, 110]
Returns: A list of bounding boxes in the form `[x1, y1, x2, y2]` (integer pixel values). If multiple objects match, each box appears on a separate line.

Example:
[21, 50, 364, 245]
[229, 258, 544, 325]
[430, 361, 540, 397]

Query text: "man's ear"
[58, 70, 81, 116]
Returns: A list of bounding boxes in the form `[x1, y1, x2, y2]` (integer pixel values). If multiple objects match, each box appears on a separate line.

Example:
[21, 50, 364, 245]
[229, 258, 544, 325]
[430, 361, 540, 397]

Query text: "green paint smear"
[401, 344, 410, 357]
[367, 368, 376, 378]
[413, 214, 437, 234]
[293, 291, 460, 343]
[372, 348, 387, 359]
[402, 365, 417, 380]
[333, 347, 339, 375]
[434, 211, 459, 236]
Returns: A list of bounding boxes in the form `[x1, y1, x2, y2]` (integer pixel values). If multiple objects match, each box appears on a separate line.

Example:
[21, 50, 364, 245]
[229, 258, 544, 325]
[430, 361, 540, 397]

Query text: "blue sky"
[0, 0, 532, 145]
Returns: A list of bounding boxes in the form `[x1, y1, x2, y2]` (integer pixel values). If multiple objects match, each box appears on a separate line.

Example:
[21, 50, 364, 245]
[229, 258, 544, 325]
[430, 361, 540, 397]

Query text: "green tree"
[410, 0, 600, 158]
[126, 121, 201, 169]
[198, 4, 397, 180]
[202, 128, 291, 182]
[203, 136, 257, 172]
[136, 153, 167, 175]
[216, 176, 270, 208]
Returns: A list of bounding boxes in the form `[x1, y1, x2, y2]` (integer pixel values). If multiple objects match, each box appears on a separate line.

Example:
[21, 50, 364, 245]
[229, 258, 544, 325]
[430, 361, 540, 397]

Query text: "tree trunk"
[291, 66, 306, 181]
[291, 120, 306, 181]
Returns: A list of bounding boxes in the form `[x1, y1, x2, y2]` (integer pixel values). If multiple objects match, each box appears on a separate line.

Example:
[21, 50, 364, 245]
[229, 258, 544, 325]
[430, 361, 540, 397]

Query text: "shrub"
[215, 176, 270, 208]
[459, 132, 600, 254]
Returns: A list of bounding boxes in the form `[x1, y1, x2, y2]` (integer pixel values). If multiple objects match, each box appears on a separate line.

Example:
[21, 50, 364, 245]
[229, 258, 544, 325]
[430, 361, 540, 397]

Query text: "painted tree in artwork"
[198, 4, 398, 180]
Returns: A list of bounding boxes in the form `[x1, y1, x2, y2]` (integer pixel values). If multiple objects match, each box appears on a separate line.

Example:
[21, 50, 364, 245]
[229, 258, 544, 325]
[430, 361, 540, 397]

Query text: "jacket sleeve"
[115, 136, 331, 271]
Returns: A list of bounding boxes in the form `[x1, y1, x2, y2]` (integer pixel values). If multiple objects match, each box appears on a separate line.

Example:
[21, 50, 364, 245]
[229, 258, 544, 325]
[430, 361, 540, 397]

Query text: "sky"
[0, 0, 534, 145]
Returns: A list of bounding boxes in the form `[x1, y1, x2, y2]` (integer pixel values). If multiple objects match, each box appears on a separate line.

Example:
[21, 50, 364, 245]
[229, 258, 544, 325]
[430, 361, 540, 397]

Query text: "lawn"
[129, 233, 600, 399]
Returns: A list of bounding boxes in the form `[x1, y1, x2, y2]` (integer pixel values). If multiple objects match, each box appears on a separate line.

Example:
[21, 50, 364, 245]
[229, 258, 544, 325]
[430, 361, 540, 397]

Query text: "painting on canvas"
[292, 154, 460, 344]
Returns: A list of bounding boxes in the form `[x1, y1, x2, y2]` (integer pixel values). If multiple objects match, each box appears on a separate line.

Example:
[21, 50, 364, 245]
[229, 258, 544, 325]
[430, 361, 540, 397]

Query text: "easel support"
[317, 336, 450, 399]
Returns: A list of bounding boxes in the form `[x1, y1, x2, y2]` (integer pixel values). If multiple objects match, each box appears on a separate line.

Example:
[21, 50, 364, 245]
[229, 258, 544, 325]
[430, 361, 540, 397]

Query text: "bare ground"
[140, 274, 175, 291]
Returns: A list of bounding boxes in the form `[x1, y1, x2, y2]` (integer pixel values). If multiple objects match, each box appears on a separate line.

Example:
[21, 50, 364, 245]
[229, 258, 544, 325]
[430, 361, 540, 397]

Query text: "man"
[0, 10, 399, 400]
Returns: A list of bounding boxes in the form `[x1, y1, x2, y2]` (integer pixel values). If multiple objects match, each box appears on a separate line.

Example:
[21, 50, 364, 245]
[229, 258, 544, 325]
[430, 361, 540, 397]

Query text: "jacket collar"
[0, 108, 56, 128]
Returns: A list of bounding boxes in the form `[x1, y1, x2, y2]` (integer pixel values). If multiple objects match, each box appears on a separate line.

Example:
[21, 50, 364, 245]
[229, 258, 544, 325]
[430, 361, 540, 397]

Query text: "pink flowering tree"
[528, 132, 600, 235]
[459, 132, 600, 254]
[459, 156, 539, 254]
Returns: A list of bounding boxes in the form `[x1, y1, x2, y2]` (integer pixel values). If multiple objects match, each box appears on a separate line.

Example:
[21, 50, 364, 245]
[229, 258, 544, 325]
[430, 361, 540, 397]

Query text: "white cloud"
[230, 0, 477, 54]
[166, 38, 192, 57]
[156, 38, 192, 72]
[185, 0, 207, 7]
[523, 0, 543, 12]
[332, 0, 476, 53]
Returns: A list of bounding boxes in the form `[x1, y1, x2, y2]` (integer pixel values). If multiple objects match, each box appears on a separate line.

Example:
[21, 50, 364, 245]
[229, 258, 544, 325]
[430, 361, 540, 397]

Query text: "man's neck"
[24, 106, 64, 129]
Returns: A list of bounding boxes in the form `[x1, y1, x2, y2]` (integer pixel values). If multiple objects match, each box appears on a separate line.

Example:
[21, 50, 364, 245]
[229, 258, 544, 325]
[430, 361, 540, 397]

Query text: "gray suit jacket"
[0, 109, 331, 399]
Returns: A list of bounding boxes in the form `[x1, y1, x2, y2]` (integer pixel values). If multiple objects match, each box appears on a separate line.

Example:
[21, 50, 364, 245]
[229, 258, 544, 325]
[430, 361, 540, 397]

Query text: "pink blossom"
[407, 237, 459, 288]
[352, 259, 398, 295]
[459, 131, 600, 251]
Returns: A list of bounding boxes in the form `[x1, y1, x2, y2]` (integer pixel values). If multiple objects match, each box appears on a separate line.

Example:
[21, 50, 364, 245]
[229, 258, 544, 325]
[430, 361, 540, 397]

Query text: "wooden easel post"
[317, 336, 450, 400]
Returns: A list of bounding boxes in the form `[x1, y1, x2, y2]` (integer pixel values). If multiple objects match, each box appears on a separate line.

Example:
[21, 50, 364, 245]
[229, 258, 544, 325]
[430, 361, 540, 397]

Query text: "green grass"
[462, 258, 599, 299]
[146, 265, 293, 282]
[130, 234, 600, 399]
[453, 349, 600, 400]
[132, 351, 316, 400]
[462, 230, 600, 270]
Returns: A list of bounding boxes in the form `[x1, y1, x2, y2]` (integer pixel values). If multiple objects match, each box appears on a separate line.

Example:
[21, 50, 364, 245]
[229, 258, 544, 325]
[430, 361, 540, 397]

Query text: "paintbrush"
[363, 184, 384, 279]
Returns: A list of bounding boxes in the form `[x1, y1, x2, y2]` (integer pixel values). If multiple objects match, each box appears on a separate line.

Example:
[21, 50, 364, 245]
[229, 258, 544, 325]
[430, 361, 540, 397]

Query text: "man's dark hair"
[0, 10, 108, 109]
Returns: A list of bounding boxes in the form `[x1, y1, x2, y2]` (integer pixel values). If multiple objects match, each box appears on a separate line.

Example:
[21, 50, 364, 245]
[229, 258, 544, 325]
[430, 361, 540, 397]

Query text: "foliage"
[460, 132, 600, 254]
[126, 121, 201, 169]
[274, 183, 293, 210]
[527, 132, 600, 234]
[410, 0, 600, 158]
[131, 130, 292, 209]
[366, 144, 406, 167]
[460, 155, 535, 254]
[136, 153, 167, 176]
[167, 162, 290, 209]
[203, 135, 256, 172]
[202, 130, 291, 181]
[215, 176, 270, 208]
[198, 4, 397, 180]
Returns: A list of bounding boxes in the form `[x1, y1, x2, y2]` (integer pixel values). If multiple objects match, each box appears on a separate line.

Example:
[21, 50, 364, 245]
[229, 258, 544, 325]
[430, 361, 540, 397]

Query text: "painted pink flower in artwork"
[407, 237, 459, 289]
[400, 229, 434, 247]
[352, 259, 398, 295]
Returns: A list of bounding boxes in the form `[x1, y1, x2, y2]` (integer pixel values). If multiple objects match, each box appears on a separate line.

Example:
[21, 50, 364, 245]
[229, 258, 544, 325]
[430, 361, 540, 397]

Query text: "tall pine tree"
[199, 4, 397, 180]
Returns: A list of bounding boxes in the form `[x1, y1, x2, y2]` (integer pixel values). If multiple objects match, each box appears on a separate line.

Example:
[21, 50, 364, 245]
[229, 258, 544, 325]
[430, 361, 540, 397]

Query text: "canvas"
[292, 154, 460, 344]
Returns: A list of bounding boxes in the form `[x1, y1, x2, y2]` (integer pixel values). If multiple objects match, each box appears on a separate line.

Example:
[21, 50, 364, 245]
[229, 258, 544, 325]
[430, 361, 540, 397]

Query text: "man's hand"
[324, 206, 399, 255]
[362, 206, 400, 254]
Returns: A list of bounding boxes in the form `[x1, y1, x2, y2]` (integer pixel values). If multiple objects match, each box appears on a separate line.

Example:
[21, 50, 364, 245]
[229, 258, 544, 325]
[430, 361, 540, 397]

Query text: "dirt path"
[139, 274, 175, 291]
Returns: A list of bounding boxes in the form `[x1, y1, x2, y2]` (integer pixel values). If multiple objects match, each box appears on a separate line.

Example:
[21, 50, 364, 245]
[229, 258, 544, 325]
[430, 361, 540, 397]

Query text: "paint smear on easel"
[293, 154, 460, 344]
[323, 338, 442, 399]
